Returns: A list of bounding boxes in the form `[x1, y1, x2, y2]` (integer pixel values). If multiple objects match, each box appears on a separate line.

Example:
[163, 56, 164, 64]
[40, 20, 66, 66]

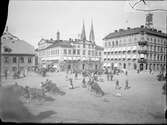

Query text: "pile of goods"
[11, 83, 55, 103]
[87, 79, 104, 97]
[41, 79, 66, 96]
[162, 82, 166, 95]
[157, 73, 166, 81]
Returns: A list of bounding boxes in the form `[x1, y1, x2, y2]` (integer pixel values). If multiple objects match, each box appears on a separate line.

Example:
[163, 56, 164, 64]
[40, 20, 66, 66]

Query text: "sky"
[6, 0, 167, 48]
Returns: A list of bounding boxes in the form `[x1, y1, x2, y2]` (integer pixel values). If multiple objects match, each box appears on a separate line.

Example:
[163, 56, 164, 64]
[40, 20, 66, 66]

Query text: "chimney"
[127, 27, 130, 30]
[140, 25, 144, 28]
[56, 31, 60, 40]
[114, 30, 118, 32]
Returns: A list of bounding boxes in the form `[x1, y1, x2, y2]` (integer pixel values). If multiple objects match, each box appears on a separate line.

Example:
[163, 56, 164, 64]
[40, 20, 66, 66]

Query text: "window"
[154, 46, 156, 51]
[161, 48, 163, 52]
[13, 57, 17, 63]
[83, 50, 85, 55]
[112, 41, 114, 46]
[68, 49, 71, 55]
[160, 55, 163, 61]
[104, 52, 106, 55]
[99, 52, 101, 56]
[116, 41, 118, 46]
[164, 55, 166, 61]
[73, 49, 76, 55]
[92, 50, 94, 56]
[154, 54, 156, 60]
[77, 49, 80, 55]
[83, 44, 85, 48]
[64, 49, 67, 55]
[150, 54, 152, 60]
[4, 56, 9, 63]
[157, 55, 159, 61]
[28, 57, 32, 63]
[108, 42, 111, 47]
[154, 38, 156, 43]
[105, 42, 107, 47]
[141, 36, 144, 41]
[20, 57, 24, 63]
[12, 67, 17, 71]
[150, 46, 152, 51]
[88, 50, 91, 55]
[95, 51, 98, 56]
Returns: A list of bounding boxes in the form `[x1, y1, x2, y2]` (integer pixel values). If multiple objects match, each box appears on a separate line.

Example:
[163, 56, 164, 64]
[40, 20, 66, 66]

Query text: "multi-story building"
[1, 28, 35, 76]
[103, 25, 167, 71]
[37, 22, 103, 71]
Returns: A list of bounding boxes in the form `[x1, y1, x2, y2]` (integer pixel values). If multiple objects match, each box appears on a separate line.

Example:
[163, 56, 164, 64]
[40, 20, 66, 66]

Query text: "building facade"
[103, 25, 167, 71]
[1, 28, 35, 76]
[37, 22, 104, 72]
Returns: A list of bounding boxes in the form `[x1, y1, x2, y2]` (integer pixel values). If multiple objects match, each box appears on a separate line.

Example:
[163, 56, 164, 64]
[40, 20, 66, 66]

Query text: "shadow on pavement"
[0, 86, 56, 123]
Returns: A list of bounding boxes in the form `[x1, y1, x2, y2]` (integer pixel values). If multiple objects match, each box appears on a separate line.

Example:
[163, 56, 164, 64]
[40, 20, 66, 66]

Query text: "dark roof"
[95, 45, 104, 50]
[103, 26, 167, 40]
[1, 34, 35, 55]
[38, 40, 73, 51]
[48, 41, 73, 48]
[38, 38, 56, 45]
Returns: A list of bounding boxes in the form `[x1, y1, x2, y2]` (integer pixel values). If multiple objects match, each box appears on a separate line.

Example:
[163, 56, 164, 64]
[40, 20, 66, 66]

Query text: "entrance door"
[82, 64, 85, 70]
[134, 63, 137, 70]
[68, 64, 71, 70]
[95, 65, 98, 70]
[140, 63, 143, 71]
[123, 63, 126, 69]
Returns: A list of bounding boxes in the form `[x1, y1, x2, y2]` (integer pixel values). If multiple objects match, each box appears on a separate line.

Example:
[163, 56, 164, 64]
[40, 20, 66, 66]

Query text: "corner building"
[103, 26, 167, 71]
[37, 22, 104, 72]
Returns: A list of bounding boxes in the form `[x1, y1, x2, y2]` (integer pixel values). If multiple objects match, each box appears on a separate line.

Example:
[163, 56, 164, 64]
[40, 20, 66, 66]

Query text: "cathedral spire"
[89, 20, 95, 43]
[81, 21, 86, 41]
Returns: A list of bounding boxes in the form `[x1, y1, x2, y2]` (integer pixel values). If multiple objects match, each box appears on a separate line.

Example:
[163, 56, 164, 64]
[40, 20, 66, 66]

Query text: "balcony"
[138, 50, 148, 54]
[138, 41, 148, 46]
[138, 58, 147, 63]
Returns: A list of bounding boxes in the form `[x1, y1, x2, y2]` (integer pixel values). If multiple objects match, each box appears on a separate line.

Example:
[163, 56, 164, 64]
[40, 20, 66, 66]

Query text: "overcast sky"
[6, 0, 167, 48]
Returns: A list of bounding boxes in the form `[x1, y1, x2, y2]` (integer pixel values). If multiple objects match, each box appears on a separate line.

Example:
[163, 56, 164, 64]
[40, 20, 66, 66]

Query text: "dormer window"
[3, 46, 12, 53]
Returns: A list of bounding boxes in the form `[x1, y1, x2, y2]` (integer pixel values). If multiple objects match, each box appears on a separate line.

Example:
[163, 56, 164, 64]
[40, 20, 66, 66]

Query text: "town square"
[0, 0, 166, 124]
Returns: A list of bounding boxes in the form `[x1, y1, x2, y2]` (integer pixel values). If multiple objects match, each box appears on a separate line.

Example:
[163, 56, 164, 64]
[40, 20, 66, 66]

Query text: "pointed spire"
[56, 30, 60, 40]
[89, 20, 95, 43]
[81, 21, 86, 41]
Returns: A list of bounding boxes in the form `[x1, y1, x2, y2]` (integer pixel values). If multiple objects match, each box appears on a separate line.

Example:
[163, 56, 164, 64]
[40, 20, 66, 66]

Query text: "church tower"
[89, 20, 95, 43]
[80, 21, 86, 41]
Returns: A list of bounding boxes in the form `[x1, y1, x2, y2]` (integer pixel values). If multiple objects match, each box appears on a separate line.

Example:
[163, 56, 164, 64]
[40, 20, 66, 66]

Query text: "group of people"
[3, 69, 28, 80]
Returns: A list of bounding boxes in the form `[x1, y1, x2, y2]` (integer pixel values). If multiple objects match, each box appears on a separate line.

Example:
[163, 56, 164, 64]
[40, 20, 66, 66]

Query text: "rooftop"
[1, 32, 35, 55]
[103, 26, 167, 40]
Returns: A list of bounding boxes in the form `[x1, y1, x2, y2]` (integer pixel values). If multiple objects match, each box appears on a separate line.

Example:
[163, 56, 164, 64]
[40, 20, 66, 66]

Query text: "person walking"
[115, 79, 121, 90]
[149, 68, 152, 74]
[110, 72, 113, 81]
[124, 79, 130, 90]
[75, 72, 78, 79]
[69, 71, 74, 89]
[125, 70, 128, 76]
[115, 79, 122, 97]
[4, 69, 8, 80]
[69, 78, 74, 89]
[82, 77, 86, 88]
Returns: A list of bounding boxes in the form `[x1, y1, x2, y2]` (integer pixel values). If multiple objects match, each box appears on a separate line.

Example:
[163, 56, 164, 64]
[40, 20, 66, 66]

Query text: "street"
[1, 70, 166, 123]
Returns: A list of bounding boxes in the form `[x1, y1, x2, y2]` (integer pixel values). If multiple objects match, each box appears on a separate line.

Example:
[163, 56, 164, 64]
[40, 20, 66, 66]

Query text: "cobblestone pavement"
[1, 70, 166, 123]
